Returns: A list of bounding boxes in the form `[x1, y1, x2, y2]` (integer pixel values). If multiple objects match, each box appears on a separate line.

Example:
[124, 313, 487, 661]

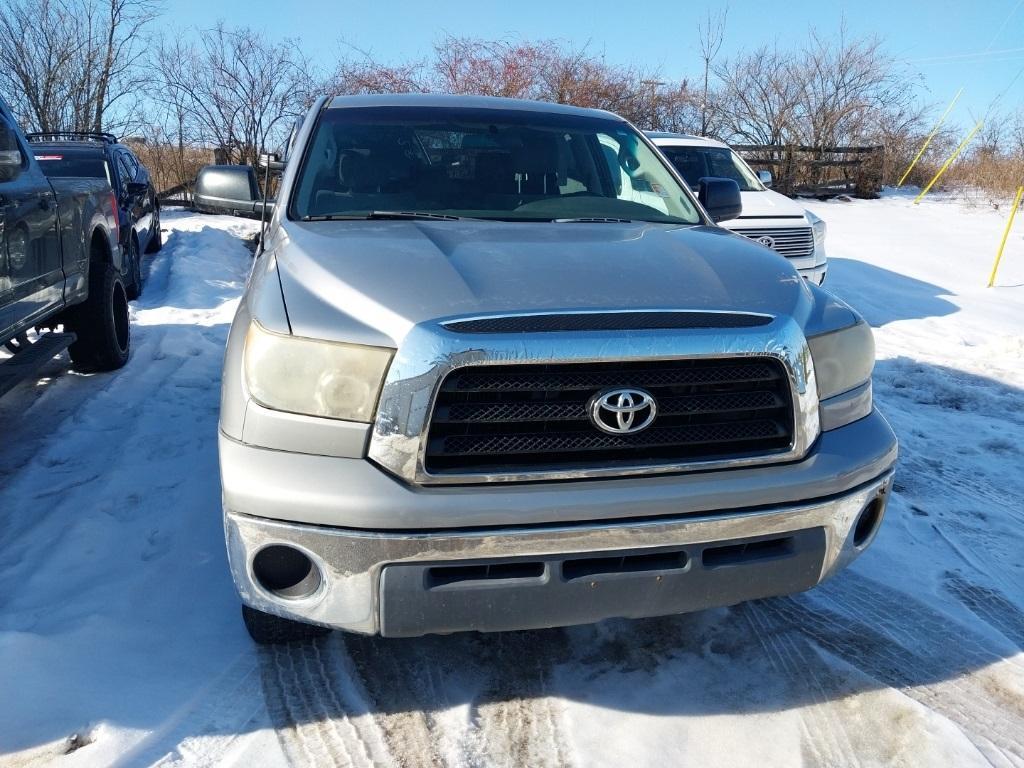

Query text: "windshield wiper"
[553, 217, 635, 224]
[366, 211, 463, 221]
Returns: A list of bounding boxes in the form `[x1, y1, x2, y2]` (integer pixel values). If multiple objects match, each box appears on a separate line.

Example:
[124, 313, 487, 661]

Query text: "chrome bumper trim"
[225, 470, 893, 635]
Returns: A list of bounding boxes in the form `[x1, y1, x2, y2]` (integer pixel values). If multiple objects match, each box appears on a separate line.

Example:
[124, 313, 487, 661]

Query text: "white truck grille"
[733, 227, 815, 259]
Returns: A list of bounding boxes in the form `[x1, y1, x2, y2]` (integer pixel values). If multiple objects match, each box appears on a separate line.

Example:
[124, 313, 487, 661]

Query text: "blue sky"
[169, 0, 1024, 131]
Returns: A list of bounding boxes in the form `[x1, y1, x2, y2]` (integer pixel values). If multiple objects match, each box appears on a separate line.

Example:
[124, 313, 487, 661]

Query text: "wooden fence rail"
[731, 144, 885, 198]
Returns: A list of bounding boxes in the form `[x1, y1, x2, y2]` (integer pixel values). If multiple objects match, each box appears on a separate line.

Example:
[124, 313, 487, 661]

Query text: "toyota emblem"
[756, 235, 776, 249]
[588, 388, 658, 435]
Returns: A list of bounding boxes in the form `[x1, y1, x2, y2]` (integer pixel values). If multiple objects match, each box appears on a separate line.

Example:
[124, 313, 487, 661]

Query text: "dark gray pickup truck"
[0, 95, 128, 396]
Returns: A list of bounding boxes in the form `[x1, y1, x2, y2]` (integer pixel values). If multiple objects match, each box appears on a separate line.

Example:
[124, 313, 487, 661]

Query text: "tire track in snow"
[341, 630, 576, 768]
[462, 632, 574, 768]
[342, 634, 452, 768]
[743, 602, 861, 768]
[757, 573, 1024, 766]
[259, 638, 397, 767]
[943, 572, 1024, 653]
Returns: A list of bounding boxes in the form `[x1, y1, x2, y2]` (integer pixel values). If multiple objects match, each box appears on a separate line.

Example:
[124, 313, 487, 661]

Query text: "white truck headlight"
[806, 210, 827, 245]
[244, 322, 393, 422]
[808, 321, 874, 401]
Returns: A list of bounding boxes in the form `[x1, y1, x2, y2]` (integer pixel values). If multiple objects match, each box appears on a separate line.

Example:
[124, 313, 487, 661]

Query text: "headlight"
[808, 322, 874, 401]
[806, 210, 827, 245]
[244, 322, 393, 422]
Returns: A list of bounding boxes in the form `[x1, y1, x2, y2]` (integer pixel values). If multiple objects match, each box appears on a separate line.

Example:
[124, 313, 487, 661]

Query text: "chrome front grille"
[733, 227, 815, 259]
[424, 358, 795, 475]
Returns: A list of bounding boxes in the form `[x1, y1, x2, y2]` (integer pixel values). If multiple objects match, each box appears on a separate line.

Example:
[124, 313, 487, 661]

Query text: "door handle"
[38, 195, 51, 211]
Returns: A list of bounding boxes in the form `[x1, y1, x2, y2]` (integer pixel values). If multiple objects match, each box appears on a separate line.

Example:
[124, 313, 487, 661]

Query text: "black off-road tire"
[124, 237, 142, 300]
[67, 262, 130, 372]
[242, 604, 330, 645]
[145, 209, 162, 254]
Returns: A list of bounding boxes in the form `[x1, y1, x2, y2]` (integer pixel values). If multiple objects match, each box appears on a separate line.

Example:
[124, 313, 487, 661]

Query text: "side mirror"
[698, 177, 742, 223]
[254, 199, 276, 217]
[757, 169, 773, 188]
[0, 149, 23, 183]
[258, 153, 287, 174]
[126, 181, 148, 196]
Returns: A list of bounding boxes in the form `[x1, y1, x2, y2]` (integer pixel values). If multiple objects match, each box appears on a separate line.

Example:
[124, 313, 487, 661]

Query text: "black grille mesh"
[443, 312, 772, 334]
[425, 358, 795, 475]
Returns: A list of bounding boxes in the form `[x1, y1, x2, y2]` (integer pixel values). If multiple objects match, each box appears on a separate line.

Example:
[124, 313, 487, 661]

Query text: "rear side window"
[118, 153, 135, 187]
[35, 154, 109, 180]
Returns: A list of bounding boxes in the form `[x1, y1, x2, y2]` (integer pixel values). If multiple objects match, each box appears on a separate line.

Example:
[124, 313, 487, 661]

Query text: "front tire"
[145, 208, 163, 254]
[67, 262, 130, 372]
[124, 237, 142, 300]
[241, 604, 330, 645]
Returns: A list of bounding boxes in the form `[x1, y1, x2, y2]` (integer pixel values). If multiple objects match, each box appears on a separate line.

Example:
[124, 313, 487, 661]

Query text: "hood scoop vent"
[442, 311, 773, 334]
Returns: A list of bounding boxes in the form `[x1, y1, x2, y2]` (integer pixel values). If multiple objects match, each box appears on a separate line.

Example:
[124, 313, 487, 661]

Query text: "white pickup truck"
[649, 133, 828, 284]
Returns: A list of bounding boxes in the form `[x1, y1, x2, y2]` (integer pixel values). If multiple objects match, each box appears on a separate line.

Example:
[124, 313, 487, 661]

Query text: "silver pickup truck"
[219, 94, 898, 643]
[0, 96, 128, 394]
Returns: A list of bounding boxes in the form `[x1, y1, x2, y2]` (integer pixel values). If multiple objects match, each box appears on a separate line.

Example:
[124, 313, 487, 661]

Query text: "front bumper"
[222, 409, 897, 636]
[226, 471, 892, 636]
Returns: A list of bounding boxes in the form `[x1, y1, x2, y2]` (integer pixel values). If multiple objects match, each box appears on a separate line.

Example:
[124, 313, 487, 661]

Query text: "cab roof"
[645, 131, 730, 149]
[326, 93, 622, 121]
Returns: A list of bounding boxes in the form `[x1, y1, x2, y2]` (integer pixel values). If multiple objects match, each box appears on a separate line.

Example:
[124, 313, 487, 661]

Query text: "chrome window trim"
[369, 311, 821, 485]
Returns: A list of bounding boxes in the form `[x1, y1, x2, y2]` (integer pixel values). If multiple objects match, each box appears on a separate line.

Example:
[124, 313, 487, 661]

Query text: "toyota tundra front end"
[218, 94, 897, 643]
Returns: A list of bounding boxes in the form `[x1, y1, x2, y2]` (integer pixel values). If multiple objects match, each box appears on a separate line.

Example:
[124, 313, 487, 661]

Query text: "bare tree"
[716, 46, 803, 145]
[697, 5, 728, 136]
[155, 24, 315, 167]
[0, 0, 159, 133]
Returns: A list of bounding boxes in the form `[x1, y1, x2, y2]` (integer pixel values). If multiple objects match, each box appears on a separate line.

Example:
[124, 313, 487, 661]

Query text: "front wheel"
[124, 237, 142, 300]
[145, 208, 163, 254]
[67, 262, 130, 372]
[241, 605, 330, 645]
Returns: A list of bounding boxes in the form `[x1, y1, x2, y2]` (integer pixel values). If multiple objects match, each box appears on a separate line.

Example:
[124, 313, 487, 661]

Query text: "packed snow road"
[1, 195, 1023, 768]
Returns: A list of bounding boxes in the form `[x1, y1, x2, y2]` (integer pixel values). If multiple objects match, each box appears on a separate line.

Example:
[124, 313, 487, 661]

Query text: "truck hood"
[272, 220, 810, 347]
[723, 189, 809, 224]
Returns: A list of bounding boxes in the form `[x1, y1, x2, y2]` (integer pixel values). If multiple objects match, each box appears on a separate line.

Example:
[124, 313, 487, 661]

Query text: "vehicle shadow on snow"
[824, 258, 959, 326]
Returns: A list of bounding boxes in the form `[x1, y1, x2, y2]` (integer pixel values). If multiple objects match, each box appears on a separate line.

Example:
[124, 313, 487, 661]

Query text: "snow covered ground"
[1, 194, 1022, 767]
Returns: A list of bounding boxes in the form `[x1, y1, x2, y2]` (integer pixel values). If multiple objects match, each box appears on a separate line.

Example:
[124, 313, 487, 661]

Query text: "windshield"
[658, 145, 762, 192]
[290, 106, 701, 224]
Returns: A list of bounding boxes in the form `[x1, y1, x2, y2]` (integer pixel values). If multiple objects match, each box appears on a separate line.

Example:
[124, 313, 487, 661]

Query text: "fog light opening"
[252, 545, 322, 600]
[853, 497, 885, 548]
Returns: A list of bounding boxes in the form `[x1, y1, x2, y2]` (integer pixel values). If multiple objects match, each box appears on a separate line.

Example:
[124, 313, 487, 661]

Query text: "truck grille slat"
[431, 420, 786, 457]
[435, 390, 783, 424]
[443, 363, 780, 393]
[425, 359, 795, 475]
[732, 227, 815, 259]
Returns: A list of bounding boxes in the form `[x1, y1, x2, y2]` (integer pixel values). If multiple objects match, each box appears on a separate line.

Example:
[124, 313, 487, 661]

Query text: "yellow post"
[914, 121, 983, 204]
[988, 185, 1024, 287]
[898, 87, 963, 187]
